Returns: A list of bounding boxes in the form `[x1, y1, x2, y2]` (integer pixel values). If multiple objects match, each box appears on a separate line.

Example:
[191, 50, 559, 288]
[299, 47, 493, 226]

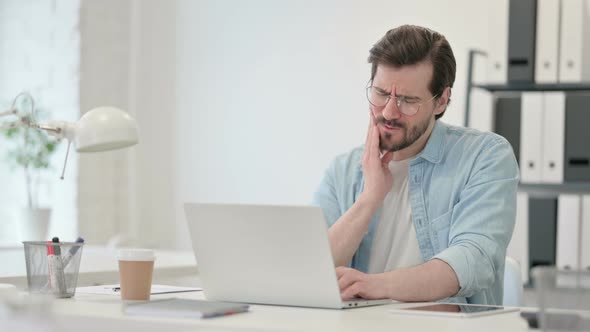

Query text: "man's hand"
[336, 266, 390, 300]
[360, 111, 394, 208]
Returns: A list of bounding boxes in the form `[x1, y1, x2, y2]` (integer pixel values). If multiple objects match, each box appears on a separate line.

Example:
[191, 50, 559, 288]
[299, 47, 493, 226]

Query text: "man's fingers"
[337, 272, 357, 292]
[341, 283, 360, 300]
[381, 151, 393, 166]
[335, 266, 350, 278]
[363, 111, 374, 165]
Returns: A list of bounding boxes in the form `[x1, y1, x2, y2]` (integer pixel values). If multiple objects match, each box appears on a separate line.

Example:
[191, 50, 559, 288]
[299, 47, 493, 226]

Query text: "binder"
[535, 0, 561, 83]
[520, 92, 544, 183]
[564, 93, 590, 181]
[528, 197, 557, 272]
[487, 0, 510, 84]
[581, 195, 590, 272]
[556, 195, 581, 287]
[493, 94, 521, 163]
[508, 0, 538, 83]
[541, 92, 565, 183]
[469, 90, 495, 132]
[507, 192, 530, 283]
[559, 0, 590, 82]
[556, 195, 581, 269]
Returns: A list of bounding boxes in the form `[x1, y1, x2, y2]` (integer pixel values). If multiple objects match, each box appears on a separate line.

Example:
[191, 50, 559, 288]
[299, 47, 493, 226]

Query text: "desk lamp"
[0, 92, 139, 179]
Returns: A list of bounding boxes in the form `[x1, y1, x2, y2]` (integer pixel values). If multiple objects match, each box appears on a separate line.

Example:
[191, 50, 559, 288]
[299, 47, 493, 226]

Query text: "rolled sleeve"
[434, 136, 519, 299]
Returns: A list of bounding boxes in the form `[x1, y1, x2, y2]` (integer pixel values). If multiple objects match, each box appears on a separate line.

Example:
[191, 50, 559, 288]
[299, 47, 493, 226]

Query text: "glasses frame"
[365, 83, 439, 116]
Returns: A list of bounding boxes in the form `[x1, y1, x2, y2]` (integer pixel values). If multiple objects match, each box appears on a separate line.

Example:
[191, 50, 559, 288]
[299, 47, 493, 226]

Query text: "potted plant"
[1, 100, 60, 241]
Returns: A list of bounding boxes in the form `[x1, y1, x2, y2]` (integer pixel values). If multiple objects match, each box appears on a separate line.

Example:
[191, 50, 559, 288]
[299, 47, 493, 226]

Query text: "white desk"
[0, 247, 530, 331]
[46, 291, 529, 332]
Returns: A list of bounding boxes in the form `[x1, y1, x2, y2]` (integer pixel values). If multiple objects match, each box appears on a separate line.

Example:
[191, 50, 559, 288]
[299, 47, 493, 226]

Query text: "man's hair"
[368, 25, 456, 119]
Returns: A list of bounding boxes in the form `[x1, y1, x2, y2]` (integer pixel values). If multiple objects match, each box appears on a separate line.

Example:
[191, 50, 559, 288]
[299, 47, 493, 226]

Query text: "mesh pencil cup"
[23, 241, 84, 298]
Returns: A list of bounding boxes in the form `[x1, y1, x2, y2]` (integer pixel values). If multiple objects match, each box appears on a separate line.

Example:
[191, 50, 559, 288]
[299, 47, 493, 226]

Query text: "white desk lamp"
[0, 92, 139, 179]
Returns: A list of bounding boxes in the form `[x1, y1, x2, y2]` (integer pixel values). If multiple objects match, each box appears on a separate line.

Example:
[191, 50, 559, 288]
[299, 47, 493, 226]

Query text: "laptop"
[183, 202, 392, 309]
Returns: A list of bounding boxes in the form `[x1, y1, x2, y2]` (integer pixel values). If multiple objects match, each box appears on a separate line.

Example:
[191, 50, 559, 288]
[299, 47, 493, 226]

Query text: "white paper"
[76, 284, 202, 295]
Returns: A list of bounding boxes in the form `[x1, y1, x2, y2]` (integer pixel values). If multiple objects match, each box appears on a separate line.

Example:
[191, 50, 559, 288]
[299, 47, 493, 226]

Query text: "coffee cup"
[117, 249, 155, 301]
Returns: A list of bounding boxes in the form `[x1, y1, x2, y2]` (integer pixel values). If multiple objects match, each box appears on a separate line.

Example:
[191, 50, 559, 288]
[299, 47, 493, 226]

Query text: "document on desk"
[76, 284, 202, 295]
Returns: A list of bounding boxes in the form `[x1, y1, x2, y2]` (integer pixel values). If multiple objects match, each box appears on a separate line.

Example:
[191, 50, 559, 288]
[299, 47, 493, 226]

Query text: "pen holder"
[23, 241, 84, 298]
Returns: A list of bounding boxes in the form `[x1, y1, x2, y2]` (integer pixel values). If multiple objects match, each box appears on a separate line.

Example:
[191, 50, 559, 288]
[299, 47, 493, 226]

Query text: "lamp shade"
[74, 107, 139, 153]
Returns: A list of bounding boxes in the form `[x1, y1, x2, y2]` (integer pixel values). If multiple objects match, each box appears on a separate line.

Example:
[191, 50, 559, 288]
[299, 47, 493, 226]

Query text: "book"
[124, 298, 249, 319]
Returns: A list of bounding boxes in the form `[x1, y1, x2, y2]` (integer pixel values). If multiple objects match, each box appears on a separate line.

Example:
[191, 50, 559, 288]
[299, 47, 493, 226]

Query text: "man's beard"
[375, 116, 431, 152]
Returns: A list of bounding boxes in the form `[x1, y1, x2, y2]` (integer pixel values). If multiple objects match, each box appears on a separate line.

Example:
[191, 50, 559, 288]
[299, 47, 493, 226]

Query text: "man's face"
[369, 62, 442, 153]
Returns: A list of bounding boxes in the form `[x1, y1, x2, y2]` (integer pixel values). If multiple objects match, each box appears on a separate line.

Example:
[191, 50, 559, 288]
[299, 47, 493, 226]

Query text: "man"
[313, 25, 519, 305]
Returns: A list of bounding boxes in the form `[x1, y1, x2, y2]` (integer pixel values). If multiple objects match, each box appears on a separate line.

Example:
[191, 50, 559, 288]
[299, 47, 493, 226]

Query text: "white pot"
[20, 208, 51, 241]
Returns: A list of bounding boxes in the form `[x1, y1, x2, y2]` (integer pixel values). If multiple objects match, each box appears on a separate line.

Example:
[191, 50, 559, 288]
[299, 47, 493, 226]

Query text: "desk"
[47, 291, 529, 332]
[0, 245, 197, 288]
[0, 247, 529, 331]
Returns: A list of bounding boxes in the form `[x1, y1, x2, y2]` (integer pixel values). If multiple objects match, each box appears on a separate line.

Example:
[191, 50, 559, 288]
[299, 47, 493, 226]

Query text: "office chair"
[503, 256, 524, 307]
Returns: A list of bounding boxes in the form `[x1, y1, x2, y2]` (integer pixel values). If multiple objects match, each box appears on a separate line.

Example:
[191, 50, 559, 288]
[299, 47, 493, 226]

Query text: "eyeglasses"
[366, 84, 438, 116]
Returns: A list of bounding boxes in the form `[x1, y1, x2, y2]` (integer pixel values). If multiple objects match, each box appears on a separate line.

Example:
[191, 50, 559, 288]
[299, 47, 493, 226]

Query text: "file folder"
[535, 0, 561, 83]
[581, 195, 590, 272]
[508, 0, 537, 83]
[529, 197, 557, 273]
[493, 94, 521, 163]
[564, 93, 590, 181]
[507, 192, 530, 283]
[559, 0, 590, 82]
[556, 195, 581, 271]
[556, 195, 581, 287]
[468, 90, 495, 133]
[541, 92, 565, 183]
[487, 0, 510, 84]
[520, 92, 544, 183]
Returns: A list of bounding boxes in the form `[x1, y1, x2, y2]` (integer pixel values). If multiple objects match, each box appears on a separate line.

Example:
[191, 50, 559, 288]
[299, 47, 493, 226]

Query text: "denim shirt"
[312, 120, 519, 305]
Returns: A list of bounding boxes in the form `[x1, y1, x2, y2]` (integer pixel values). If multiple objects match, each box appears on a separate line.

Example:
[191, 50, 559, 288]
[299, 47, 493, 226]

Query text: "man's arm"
[337, 259, 459, 301]
[327, 196, 380, 267]
[318, 112, 393, 266]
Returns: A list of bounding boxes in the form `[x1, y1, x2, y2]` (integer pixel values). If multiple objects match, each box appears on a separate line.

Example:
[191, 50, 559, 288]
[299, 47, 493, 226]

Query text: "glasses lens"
[367, 86, 388, 107]
[399, 102, 419, 116]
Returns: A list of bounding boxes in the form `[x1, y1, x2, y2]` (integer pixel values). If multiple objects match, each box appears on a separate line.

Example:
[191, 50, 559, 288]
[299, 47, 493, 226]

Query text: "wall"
[77, 0, 492, 249]
[78, 0, 134, 244]
[173, 0, 491, 249]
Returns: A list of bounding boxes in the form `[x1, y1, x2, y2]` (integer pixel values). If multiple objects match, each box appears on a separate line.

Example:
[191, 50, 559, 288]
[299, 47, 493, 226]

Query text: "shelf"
[473, 83, 590, 92]
[518, 182, 590, 196]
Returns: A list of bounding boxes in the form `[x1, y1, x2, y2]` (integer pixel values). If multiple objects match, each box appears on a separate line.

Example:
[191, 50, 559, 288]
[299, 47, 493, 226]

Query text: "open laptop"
[183, 202, 392, 309]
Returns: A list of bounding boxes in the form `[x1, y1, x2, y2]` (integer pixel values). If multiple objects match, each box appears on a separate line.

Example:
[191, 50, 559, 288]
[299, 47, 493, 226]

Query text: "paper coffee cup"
[118, 249, 155, 301]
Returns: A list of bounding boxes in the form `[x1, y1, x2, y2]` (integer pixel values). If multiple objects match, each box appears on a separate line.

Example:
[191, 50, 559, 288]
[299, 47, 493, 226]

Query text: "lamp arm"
[35, 121, 76, 141]
[35, 121, 77, 181]
[0, 109, 17, 118]
[9, 92, 36, 122]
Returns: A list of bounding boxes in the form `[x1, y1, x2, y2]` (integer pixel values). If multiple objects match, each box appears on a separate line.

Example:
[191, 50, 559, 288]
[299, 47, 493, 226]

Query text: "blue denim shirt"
[313, 120, 519, 305]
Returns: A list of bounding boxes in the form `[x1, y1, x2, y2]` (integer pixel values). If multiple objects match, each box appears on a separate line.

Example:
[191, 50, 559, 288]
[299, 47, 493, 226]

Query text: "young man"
[313, 25, 519, 305]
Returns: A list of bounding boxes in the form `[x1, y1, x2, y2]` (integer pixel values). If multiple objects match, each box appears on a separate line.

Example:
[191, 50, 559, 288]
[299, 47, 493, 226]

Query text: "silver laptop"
[183, 202, 391, 309]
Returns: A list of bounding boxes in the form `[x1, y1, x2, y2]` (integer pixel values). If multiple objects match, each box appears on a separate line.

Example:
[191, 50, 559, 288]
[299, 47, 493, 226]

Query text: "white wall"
[77, 0, 492, 250]
[172, 0, 491, 249]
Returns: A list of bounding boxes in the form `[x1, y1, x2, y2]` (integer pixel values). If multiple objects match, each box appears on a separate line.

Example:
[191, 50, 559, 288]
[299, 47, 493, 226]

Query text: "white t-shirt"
[367, 158, 423, 274]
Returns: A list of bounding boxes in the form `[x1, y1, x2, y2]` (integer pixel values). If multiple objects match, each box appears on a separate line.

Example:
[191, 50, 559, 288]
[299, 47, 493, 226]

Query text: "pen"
[62, 237, 85, 268]
[46, 240, 56, 291]
[52, 237, 68, 296]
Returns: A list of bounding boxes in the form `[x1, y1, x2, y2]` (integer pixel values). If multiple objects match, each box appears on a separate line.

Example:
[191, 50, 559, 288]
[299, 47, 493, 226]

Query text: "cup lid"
[117, 248, 155, 261]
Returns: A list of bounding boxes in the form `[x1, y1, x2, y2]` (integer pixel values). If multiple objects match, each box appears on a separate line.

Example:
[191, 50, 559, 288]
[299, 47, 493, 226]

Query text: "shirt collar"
[412, 120, 446, 165]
